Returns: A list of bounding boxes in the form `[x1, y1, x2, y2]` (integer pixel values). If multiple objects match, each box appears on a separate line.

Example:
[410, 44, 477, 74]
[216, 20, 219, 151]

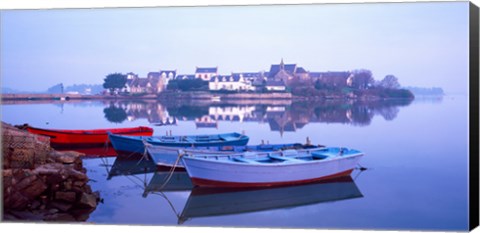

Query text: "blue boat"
[108, 132, 249, 157]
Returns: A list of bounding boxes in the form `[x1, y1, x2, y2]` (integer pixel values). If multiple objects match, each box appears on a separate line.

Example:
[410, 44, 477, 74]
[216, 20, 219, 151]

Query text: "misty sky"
[0, 2, 470, 93]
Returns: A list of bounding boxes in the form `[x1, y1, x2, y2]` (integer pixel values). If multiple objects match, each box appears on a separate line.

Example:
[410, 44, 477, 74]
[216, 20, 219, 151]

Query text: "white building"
[209, 74, 255, 91]
[195, 67, 218, 81]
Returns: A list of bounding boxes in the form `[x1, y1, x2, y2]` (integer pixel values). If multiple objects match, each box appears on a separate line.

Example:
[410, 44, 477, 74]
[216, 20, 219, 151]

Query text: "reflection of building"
[195, 116, 218, 128]
[107, 99, 410, 135]
[122, 101, 176, 125]
[208, 106, 256, 123]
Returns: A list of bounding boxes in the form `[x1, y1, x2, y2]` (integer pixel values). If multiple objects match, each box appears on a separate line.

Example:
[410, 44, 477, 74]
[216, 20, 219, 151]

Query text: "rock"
[55, 191, 77, 203]
[49, 150, 84, 164]
[4, 191, 29, 209]
[3, 169, 13, 177]
[15, 174, 39, 191]
[44, 213, 76, 222]
[71, 208, 95, 221]
[21, 177, 47, 200]
[8, 210, 45, 221]
[2, 213, 19, 220]
[2, 122, 99, 221]
[29, 200, 41, 210]
[63, 179, 73, 190]
[77, 193, 98, 209]
[73, 180, 86, 187]
[48, 208, 59, 214]
[49, 151, 74, 164]
[49, 201, 73, 212]
[33, 163, 66, 176]
[66, 168, 88, 181]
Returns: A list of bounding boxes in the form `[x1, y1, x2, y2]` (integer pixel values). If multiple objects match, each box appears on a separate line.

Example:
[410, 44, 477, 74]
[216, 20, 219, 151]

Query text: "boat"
[108, 132, 249, 157]
[181, 147, 364, 188]
[178, 176, 363, 224]
[20, 124, 153, 148]
[146, 142, 322, 168]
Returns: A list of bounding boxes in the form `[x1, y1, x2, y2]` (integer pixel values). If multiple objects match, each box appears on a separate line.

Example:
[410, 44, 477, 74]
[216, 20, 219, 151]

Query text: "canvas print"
[1, 1, 477, 231]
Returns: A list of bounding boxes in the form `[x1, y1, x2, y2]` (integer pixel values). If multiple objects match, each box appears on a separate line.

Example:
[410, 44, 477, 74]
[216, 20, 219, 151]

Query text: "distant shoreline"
[0, 91, 417, 103]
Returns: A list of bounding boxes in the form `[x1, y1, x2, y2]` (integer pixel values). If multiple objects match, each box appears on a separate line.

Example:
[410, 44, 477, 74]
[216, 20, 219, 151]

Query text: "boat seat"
[147, 137, 161, 143]
[183, 137, 196, 143]
[311, 151, 330, 160]
[220, 135, 238, 141]
[268, 154, 301, 162]
[233, 157, 261, 164]
[281, 149, 298, 156]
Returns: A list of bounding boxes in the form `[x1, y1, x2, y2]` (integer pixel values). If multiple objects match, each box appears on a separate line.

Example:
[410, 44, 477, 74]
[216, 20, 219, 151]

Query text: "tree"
[351, 69, 374, 90]
[378, 75, 401, 89]
[47, 83, 64, 94]
[167, 78, 208, 91]
[103, 73, 127, 95]
[103, 104, 127, 123]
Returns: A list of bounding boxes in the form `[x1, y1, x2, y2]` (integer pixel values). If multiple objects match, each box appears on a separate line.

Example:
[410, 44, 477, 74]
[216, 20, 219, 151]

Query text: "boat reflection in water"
[106, 154, 158, 180]
[177, 176, 361, 224]
[143, 170, 193, 196]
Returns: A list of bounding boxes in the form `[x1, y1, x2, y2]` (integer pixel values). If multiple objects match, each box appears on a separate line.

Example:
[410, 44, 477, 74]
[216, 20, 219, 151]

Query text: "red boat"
[23, 125, 154, 149]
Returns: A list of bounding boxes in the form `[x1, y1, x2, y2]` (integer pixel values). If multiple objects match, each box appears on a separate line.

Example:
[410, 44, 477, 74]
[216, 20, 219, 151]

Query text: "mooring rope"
[156, 151, 184, 191]
[150, 191, 181, 219]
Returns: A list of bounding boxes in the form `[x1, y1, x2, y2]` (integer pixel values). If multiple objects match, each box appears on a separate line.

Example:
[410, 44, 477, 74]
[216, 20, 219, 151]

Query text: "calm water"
[1, 96, 469, 231]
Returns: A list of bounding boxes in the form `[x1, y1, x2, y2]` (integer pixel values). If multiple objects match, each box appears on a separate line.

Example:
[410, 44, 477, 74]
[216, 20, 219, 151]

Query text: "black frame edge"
[470, 1, 480, 231]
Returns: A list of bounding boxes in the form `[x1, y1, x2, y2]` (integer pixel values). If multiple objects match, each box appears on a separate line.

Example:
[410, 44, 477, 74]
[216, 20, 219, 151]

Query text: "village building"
[176, 74, 196, 80]
[208, 74, 255, 91]
[268, 59, 297, 84]
[159, 70, 177, 83]
[265, 79, 287, 91]
[121, 59, 357, 95]
[195, 67, 218, 81]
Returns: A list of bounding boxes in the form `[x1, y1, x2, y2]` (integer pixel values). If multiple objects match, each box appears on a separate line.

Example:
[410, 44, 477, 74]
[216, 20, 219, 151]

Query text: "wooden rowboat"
[108, 132, 249, 157]
[181, 147, 364, 188]
[146, 142, 322, 168]
[22, 124, 153, 148]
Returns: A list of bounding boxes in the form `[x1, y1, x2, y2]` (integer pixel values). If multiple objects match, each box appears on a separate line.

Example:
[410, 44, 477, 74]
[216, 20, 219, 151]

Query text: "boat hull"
[25, 126, 153, 148]
[182, 152, 363, 188]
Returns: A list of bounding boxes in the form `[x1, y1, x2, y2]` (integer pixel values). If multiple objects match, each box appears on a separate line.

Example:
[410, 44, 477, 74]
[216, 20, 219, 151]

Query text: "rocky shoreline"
[2, 122, 100, 221]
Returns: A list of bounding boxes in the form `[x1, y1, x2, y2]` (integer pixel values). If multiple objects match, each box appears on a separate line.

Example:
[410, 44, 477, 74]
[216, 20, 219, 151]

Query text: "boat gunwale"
[27, 126, 153, 136]
[110, 132, 248, 144]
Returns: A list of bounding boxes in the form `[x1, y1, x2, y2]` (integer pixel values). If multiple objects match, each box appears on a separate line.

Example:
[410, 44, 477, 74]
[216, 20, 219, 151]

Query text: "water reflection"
[178, 176, 363, 224]
[103, 99, 413, 132]
[102, 154, 364, 225]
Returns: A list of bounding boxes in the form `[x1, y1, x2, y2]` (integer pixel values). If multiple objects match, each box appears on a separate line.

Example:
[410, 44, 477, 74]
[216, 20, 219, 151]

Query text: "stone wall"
[2, 122, 100, 221]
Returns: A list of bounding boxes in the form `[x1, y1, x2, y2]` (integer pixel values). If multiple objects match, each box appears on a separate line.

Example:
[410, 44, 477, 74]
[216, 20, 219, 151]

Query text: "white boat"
[181, 147, 364, 188]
